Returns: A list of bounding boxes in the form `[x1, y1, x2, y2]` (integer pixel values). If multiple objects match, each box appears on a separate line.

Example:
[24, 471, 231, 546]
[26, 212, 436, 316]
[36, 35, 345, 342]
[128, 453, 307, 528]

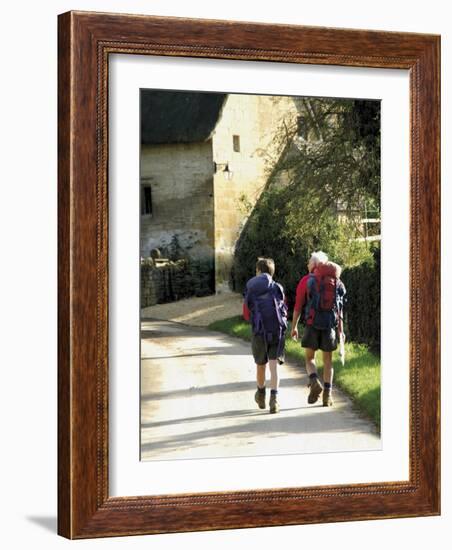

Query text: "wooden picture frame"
[58, 11, 440, 539]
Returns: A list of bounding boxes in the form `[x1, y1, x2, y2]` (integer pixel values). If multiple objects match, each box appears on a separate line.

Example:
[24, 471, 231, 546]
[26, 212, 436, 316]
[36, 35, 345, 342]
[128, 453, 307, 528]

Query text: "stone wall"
[140, 94, 302, 296]
[141, 258, 214, 307]
[140, 141, 215, 262]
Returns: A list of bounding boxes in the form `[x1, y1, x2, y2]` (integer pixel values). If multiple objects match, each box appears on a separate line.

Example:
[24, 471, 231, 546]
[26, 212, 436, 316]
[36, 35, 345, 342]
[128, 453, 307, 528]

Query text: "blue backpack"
[244, 273, 288, 358]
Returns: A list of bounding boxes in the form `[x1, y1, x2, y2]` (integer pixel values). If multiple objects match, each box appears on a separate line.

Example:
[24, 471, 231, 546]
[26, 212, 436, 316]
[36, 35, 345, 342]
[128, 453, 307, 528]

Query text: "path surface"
[141, 292, 242, 327]
[141, 319, 380, 461]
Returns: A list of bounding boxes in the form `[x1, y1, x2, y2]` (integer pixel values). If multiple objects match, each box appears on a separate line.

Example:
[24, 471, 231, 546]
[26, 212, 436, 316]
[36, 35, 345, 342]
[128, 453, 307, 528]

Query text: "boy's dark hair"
[256, 257, 275, 277]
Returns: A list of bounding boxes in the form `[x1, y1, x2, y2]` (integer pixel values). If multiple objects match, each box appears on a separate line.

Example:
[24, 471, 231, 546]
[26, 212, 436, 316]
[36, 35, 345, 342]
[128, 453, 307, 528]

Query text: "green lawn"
[208, 316, 381, 431]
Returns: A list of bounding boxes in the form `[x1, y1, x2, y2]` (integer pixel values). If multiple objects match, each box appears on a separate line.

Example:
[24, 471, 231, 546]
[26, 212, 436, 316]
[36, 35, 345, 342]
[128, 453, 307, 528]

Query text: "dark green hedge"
[341, 246, 380, 352]
[232, 205, 381, 353]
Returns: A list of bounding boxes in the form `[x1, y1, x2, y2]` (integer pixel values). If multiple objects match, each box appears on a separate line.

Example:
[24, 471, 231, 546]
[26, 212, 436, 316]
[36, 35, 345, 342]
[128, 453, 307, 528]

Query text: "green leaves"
[233, 97, 380, 318]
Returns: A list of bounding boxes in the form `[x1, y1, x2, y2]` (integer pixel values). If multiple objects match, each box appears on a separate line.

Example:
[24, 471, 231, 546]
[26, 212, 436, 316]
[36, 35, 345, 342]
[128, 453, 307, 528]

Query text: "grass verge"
[208, 316, 380, 431]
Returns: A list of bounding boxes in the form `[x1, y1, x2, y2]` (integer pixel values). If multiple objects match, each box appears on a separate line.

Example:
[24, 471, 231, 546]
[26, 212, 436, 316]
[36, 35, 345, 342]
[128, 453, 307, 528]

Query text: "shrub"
[232, 184, 374, 313]
[341, 245, 380, 352]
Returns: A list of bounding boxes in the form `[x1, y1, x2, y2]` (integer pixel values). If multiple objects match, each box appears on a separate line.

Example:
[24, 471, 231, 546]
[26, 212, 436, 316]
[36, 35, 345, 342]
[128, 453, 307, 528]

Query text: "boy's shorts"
[251, 333, 284, 365]
[301, 325, 337, 352]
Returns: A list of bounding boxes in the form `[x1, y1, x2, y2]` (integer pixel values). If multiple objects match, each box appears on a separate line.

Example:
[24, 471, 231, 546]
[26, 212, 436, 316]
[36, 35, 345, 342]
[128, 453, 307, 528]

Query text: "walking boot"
[307, 377, 323, 404]
[254, 387, 266, 409]
[269, 392, 280, 414]
[323, 387, 333, 407]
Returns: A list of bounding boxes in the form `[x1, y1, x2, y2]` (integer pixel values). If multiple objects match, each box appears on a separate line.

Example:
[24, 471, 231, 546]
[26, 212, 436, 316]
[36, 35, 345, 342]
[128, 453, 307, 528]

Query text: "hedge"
[341, 246, 380, 352]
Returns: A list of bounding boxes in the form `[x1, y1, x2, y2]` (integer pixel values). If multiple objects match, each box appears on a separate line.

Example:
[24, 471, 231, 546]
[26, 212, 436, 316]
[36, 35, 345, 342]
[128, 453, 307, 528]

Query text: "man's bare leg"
[322, 351, 333, 385]
[305, 348, 317, 376]
[306, 348, 323, 404]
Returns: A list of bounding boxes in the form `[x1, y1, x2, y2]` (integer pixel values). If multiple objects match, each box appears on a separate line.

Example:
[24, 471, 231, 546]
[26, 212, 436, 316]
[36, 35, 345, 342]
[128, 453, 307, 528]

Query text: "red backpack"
[305, 264, 345, 330]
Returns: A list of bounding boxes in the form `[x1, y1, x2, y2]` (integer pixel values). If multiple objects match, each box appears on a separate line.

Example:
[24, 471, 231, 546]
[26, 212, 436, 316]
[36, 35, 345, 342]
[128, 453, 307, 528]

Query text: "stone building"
[140, 90, 300, 293]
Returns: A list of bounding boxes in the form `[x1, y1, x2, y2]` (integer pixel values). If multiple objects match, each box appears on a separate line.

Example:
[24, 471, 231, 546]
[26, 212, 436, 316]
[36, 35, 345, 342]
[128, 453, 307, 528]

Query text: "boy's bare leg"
[256, 364, 267, 388]
[255, 364, 267, 409]
[268, 359, 279, 391]
[322, 351, 334, 406]
[268, 359, 280, 413]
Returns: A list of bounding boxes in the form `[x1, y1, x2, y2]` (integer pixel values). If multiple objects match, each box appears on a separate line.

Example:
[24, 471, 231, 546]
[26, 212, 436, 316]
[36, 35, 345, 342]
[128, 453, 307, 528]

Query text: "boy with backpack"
[243, 258, 288, 414]
[291, 252, 346, 407]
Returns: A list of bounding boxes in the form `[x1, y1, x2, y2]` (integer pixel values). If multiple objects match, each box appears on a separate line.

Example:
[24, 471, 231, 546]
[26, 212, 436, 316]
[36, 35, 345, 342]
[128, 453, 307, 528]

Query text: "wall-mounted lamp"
[214, 161, 233, 180]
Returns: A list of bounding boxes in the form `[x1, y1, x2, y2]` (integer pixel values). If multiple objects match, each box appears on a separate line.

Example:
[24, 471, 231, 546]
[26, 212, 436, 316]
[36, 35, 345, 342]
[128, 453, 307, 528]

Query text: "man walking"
[291, 252, 345, 406]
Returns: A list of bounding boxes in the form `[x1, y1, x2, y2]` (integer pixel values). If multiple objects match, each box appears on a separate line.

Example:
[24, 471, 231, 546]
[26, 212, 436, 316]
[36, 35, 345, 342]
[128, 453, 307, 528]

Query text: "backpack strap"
[270, 282, 288, 359]
[304, 273, 318, 323]
[249, 292, 264, 335]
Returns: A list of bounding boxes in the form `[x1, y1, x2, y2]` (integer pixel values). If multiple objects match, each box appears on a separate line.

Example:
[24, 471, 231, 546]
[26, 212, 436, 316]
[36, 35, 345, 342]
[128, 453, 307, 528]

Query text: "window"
[233, 135, 240, 152]
[141, 185, 153, 215]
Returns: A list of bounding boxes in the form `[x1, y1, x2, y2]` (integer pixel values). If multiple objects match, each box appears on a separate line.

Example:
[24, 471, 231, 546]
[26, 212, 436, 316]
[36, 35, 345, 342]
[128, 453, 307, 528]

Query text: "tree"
[233, 97, 381, 311]
[269, 97, 380, 218]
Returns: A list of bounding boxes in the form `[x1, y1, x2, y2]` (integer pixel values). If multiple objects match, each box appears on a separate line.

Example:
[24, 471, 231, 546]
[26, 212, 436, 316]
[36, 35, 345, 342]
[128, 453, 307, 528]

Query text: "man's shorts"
[251, 333, 284, 365]
[301, 325, 337, 352]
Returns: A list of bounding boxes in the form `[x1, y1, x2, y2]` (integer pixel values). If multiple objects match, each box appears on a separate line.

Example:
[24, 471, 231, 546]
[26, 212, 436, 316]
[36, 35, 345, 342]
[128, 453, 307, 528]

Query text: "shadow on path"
[141, 407, 372, 457]
[142, 377, 305, 402]
[141, 319, 380, 460]
[141, 406, 309, 429]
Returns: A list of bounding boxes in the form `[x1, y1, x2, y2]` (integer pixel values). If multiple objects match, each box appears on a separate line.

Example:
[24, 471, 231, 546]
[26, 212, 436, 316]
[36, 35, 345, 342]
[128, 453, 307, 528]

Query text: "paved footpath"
[141, 292, 243, 327]
[141, 319, 380, 461]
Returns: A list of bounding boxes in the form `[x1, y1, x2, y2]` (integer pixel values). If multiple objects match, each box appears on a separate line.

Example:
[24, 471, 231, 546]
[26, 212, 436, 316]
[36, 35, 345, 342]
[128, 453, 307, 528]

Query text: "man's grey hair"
[310, 250, 329, 265]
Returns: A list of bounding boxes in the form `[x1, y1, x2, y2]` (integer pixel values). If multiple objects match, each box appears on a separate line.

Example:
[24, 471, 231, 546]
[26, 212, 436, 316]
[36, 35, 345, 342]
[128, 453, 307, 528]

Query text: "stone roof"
[141, 90, 227, 145]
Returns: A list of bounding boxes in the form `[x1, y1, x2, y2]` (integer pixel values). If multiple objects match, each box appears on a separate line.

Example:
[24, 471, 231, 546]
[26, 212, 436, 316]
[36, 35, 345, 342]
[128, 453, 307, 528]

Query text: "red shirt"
[294, 274, 310, 316]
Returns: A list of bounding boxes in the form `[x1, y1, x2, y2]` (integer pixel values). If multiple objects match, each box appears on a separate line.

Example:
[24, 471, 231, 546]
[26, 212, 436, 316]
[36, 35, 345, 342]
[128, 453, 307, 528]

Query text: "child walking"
[243, 258, 288, 413]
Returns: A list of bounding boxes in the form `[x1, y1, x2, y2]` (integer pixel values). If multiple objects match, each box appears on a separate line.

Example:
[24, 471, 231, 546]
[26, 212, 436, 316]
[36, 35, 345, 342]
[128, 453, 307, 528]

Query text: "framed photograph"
[58, 11, 440, 539]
